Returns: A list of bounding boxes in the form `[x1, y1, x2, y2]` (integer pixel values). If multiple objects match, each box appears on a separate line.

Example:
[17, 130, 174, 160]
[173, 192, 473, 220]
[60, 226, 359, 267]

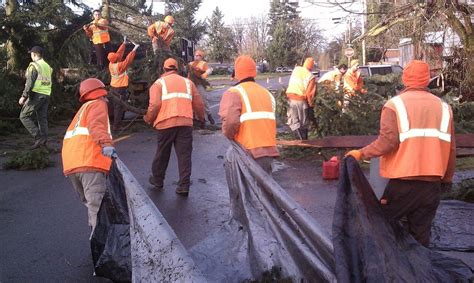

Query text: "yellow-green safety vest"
[29, 59, 52, 96]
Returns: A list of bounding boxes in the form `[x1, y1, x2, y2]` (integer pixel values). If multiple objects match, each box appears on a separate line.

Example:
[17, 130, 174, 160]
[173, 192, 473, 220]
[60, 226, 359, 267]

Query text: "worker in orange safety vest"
[188, 49, 215, 125]
[286, 57, 317, 140]
[61, 78, 116, 231]
[147, 15, 175, 54]
[219, 55, 279, 174]
[346, 60, 456, 247]
[107, 36, 140, 131]
[144, 58, 205, 196]
[344, 59, 367, 95]
[83, 9, 111, 69]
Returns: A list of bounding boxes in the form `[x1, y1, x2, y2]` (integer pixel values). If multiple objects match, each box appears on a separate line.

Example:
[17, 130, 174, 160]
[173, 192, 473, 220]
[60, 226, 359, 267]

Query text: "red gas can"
[322, 156, 340, 180]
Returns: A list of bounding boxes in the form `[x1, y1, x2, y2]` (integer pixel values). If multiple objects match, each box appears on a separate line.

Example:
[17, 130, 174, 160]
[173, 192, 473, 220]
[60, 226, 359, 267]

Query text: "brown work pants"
[68, 172, 107, 229]
[93, 42, 111, 70]
[381, 179, 441, 247]
[151, 126, 193, 191]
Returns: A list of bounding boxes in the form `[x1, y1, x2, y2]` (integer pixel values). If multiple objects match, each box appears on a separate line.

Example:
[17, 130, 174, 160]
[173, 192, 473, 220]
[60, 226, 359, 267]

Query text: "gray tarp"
[190, 142, 336, 282]
[116, 159, 207, 282]
[333, 157, 474, 282]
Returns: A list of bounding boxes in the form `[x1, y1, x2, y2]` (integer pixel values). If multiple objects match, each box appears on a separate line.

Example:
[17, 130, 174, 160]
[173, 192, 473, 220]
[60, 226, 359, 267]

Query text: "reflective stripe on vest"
[91, 20, 110, 44]
[158, 78, 193, 101]
[64, 100, 111, 140]
[110, 63, 127, 79]
[391, 96, 451, 143]
[233, 85, 276, 123]
[30, 59, 52, 95]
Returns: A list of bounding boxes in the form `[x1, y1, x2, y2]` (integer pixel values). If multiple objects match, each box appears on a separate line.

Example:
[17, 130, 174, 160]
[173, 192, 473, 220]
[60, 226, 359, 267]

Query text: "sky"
[80, 0, 365, 40]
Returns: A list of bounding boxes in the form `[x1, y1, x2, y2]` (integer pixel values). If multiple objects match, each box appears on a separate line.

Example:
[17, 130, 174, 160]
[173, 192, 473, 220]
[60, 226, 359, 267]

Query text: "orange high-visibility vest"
[154, 21, 174, 43]
[380, 90, 453, 179]
[154, 75, 194, 124]
[62, 100, 112, 174]
[286, 66, 314, 97]
[109, 63, 129, 88]
[90, 19, 110, 44]
[231, 82, 277, 150]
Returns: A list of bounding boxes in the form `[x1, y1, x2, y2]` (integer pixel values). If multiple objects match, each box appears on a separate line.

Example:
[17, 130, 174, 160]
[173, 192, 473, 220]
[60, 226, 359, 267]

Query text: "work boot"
[176, 187, 189, 196]
[30, 137, 47, 150]
[301, 129, 308, 140]
[207, 114, 215, 125]
[148, 175, 163, 190]
[294, 129, 303, 140]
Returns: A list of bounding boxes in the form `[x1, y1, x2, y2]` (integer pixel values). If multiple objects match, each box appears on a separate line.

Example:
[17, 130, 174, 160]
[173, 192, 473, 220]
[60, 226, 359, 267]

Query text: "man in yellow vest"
[286, 57, 317, 140]
[219, 55, 279, 174]
[147, 15, 175, 54]
[144, 58, 205, 196]
[346, 60, 456, 247]
[83, 9, 111, 69]
[62, 78, 116, 230]
[19, 46, 53, 149]
[188, 49, 215, 125]
[107, 36, 139, 131]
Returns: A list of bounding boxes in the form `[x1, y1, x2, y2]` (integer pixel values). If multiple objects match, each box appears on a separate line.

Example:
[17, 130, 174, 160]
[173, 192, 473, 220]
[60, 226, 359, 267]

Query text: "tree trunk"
[102, 0, 110, 20]
[6, 0, 19, 73]
[462, 39, 474, 100]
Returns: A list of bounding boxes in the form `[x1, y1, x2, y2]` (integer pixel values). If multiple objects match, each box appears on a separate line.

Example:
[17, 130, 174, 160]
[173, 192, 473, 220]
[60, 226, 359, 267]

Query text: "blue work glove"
[102, 146, 118, 158]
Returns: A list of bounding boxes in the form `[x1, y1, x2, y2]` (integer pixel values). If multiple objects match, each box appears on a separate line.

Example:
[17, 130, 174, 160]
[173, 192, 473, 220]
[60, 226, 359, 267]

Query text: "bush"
[3, 148, 54, 170]
[443, 178, 474, 203]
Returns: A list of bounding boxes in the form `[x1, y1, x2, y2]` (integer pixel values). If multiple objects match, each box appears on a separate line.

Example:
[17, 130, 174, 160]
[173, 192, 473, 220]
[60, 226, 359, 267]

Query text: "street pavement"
[1, 75, 473, 281]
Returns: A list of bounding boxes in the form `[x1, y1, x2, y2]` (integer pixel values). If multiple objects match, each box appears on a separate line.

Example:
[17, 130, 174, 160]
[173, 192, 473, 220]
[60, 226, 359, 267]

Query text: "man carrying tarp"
[219, 55, 279, 174]
[62, 78, 117, 230]
[83, 9, 111, 69]
[144, 58, 205, 196]
[107, 36, 139, 131]
[188, 49, 215, 125]
[286, 57, 317, 140]
[346, 60, 455, 247]
[147, 15, 175, 54]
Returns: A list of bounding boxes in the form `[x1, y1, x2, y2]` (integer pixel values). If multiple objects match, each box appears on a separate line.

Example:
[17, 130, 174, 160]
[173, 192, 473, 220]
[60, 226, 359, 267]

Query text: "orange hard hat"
[195, 49, 205, 57]
[164, 15, 174, 25]
[79, 78, 106, 102]
[163, 58, 178, 70]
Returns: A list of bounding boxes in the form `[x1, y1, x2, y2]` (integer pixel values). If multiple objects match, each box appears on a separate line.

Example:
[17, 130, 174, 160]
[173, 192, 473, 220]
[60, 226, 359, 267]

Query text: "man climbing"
[19, 46, 53, 149]
[286, 57, 317, 140]
[188, 49, 215, 125]
[62, 78, 117, 231]
[219, 55, 279, 174]
[83, 9, 111, 69]
[107, 36, 140, 131]
[147, 15, 175, 54]
[346, 60, 456, 247]
[144, 58, 205, 196]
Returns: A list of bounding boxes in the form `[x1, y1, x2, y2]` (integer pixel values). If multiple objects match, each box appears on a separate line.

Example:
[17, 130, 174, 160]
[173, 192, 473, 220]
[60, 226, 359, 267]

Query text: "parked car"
[276, 67, 292, 73]
[358, 64, 403, 77]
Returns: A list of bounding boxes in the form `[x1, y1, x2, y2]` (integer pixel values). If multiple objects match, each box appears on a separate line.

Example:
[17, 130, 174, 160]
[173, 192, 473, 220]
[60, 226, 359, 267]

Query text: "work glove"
[102, 146, 118, 159]
[345, 149, 362, 161]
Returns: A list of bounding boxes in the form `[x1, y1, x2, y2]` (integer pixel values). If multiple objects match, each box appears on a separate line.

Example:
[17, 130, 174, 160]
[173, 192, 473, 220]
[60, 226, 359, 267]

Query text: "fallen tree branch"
[108, 90, 147, 115]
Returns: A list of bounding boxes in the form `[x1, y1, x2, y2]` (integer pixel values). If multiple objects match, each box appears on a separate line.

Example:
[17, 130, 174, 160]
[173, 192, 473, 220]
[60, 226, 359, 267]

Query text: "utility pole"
[361, 0, 367, 65]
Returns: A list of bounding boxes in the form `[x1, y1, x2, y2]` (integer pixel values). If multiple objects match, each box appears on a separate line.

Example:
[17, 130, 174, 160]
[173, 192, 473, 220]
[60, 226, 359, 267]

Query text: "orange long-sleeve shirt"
[109, 43, 136, 88]
[219, 82, 280, 159]
[144, 71, 205, 129]
[344, 69, 365, 94]
[147, 21, 174, 47]
[360, 102, 456, 182]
